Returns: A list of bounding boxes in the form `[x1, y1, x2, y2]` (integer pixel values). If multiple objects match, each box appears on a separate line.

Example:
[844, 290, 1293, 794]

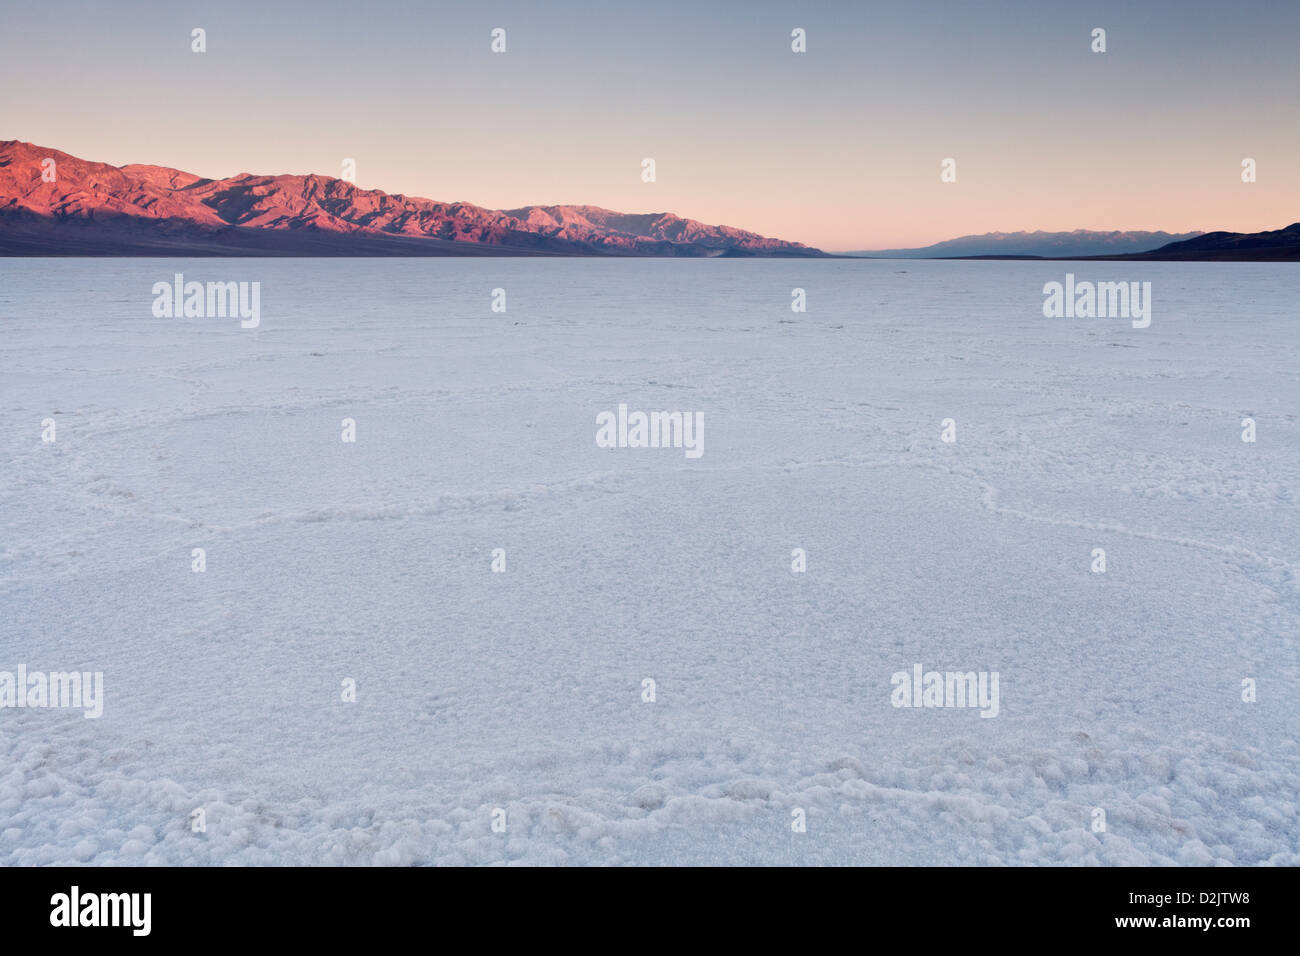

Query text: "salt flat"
[1, 258, 1297, 865]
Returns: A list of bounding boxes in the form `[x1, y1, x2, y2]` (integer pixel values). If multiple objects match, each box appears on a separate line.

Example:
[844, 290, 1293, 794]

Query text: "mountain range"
[0, 141, 823, 257]
[849, 230, 1206, 259]
[848, 226, 1300, 261]
[2, 141, 1297, 260]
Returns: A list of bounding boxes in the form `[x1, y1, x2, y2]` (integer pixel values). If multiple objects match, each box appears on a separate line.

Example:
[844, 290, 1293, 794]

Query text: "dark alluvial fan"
[1124, 222, 1300, 261]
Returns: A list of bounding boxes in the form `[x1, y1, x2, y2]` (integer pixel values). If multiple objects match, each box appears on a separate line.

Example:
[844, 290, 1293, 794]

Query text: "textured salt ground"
[1, 258, 1297, 865]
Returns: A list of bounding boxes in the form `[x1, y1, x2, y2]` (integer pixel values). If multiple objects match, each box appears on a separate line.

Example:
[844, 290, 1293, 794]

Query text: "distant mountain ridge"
[849, 229, 1205, 259]
[849, 225, 1300, 262]
[0, 141, 824, 257]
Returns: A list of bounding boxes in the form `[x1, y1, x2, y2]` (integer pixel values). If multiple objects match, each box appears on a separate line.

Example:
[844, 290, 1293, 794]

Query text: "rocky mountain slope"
[0, 141, 823, 257]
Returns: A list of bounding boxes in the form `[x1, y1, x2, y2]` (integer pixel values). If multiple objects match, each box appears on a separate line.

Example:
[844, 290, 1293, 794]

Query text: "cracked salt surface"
[1, 258, 1297, 865]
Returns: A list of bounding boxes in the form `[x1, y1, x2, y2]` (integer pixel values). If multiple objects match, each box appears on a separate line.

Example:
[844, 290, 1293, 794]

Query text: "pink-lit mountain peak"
[0, 140, 822, 257]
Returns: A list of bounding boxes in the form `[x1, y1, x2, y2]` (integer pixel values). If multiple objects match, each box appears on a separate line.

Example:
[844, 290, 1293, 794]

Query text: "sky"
[2, 0, 1297, 250]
